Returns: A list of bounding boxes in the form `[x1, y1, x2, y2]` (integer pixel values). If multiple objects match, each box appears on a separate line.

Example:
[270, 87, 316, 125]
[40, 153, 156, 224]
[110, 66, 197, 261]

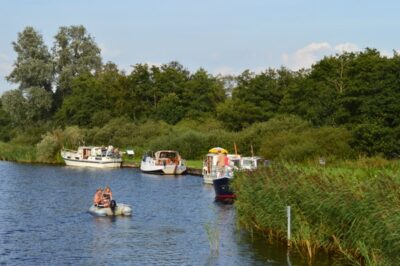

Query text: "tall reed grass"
[232, 161, 400, 265]
[0, 142, 37, 163]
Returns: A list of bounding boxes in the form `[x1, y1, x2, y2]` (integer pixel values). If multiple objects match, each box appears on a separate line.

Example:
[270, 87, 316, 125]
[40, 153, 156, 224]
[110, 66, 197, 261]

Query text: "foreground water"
[0, 161, 331, 265]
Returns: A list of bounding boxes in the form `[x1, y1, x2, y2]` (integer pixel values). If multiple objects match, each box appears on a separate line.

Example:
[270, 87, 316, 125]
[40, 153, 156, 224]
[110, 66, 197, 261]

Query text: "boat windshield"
[159, 152, 178, 159]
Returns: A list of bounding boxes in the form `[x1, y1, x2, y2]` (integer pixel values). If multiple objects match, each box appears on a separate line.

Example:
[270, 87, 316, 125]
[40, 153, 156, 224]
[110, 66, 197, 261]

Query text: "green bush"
[260, 126, 354, 162]
[36, 132, 61, 163]
[147, 129, 208, 159]
[63, 126, 84, 149]
[10, 125, 50, 145]
[236, 115, 311, 156]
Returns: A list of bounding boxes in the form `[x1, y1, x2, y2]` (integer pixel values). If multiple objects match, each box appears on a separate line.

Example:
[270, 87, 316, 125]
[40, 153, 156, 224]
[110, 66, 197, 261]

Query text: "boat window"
[242, 160, 255, 167]
[231, 159, 241, 168]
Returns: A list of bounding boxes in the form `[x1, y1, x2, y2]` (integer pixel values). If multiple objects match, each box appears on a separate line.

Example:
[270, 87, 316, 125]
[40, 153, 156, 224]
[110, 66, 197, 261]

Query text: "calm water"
[0, 161, 330, 265]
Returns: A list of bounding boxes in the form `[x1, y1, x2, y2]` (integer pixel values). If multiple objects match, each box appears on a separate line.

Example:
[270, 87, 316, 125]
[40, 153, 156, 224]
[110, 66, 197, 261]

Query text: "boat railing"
[61, 148, 78, 154]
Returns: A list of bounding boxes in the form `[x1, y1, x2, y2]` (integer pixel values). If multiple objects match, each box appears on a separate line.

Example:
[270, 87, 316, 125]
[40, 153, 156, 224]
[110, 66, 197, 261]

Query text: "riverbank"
[232, 160, 400, 265]
[0, 142, 204, 174]
[0, 142, 39, 163]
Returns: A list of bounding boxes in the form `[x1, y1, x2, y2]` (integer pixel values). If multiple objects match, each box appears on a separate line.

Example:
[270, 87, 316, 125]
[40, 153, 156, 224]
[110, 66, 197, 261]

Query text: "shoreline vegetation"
[233, 160, 400, 265]
[0, 142, 204, 169]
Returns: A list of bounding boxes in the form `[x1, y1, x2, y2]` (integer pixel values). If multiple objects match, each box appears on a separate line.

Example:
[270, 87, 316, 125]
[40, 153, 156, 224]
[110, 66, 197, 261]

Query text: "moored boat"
[61, 146, 122, 168]
[140, 150, 187, 175]
[212, 176, 236, 203]
[240, 156, 265, 170]
[89, 203, 132, 216]
[208, 151, 265, 202]
[202, 150, 240, 184]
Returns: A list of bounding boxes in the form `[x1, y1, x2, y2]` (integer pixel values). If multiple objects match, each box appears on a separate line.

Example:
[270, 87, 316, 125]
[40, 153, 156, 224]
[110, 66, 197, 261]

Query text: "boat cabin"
[154, 150, 181, 165]
[240, 156, 265, 170]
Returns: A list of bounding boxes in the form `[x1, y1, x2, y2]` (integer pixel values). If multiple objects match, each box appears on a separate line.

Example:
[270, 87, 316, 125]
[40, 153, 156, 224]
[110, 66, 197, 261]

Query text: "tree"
[154, 93, 184, 124]
[53, 25, 102, 107]
[1, 90, 27, 125]
[1, 87, 52, 127]
[6, 27, 53, 92]
[126, 64, 155, 120]
[0, 99, 13, 141]
[217, 68, 292, 130]
[183, 68, 225, 119]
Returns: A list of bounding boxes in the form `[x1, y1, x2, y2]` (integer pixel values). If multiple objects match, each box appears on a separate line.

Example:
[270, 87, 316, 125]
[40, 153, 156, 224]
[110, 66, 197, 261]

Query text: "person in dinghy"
[89, 186, 132, 216]
[93, 187, 103, 206]
[92, 186, 116, 209]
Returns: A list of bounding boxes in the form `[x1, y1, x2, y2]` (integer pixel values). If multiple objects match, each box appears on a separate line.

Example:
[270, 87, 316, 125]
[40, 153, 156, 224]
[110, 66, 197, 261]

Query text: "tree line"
[1, 25, 399, 160]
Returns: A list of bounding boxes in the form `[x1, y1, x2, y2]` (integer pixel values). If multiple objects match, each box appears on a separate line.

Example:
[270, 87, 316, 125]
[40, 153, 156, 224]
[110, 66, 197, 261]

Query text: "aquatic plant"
[232, 161, 400, 265]
[204, 222, 220, 255]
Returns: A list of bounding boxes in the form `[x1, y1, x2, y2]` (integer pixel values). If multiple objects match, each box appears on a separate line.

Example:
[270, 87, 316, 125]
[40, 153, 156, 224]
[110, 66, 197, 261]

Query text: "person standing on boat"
[93, 188, 103, 206]
[217, 150, 226, 177]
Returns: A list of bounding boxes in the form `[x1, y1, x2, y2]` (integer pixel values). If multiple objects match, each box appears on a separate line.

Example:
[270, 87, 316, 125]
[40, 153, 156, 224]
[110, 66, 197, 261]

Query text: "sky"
[1, 0, 400, 94]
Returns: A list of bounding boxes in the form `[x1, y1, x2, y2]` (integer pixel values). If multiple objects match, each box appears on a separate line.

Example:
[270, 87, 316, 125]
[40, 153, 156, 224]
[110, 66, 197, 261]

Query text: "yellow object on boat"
[208, 147, 228, 154]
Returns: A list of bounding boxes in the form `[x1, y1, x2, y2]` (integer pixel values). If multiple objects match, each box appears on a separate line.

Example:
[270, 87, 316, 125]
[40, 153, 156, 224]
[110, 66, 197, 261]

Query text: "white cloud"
[380, 49, 400, 58]
[144, 61, 162, 68]
[282, 42, 361, 70]
[334, 43, 359, 53]
[213, 66, 239, 76]
[282, 42, 332, 70]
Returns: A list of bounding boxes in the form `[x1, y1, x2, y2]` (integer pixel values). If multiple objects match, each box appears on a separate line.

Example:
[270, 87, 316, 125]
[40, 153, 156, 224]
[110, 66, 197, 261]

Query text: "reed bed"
[0, 142, 37, 163]
[232, 162, 400, 265]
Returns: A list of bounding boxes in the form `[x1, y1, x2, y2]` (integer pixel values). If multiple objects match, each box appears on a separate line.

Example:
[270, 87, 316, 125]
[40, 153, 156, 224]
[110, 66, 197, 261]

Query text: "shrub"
[236, 115, 311, 156]
[63, 126, 84, 149]
[260, 126, 354, 162]
[36, 132, 61, 163]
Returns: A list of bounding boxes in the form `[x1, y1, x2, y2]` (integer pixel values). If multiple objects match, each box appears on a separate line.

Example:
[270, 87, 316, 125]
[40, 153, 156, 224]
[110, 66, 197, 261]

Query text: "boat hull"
[213, 177, 236, 202]
[140, 163, 186, 175]
[89, 203, 132, 216]
[203, 174, 214, 184]
[63, 158, 121, 168]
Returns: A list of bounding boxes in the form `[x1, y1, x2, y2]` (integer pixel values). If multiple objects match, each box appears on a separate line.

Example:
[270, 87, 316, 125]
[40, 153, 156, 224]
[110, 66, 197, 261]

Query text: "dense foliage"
[1, 26, 400, 161]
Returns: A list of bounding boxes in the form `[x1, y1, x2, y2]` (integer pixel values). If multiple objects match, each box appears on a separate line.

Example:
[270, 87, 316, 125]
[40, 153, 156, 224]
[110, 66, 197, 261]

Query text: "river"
[0, 161, 331, 265]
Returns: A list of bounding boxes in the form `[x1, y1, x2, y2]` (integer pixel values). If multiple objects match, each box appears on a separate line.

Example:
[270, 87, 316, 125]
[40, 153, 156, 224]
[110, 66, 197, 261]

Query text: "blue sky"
[1, 0, 400, 94]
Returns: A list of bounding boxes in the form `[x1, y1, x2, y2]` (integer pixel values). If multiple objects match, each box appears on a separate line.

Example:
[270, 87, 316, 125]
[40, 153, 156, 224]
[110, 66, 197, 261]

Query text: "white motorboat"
[61, 146, 122, 168]
[240, 156, 265, 170]
[140, 150, 187, 175]
[202, 153, 239, 184]
[203, 151, 265, 184]
[89, 203, 132, 216]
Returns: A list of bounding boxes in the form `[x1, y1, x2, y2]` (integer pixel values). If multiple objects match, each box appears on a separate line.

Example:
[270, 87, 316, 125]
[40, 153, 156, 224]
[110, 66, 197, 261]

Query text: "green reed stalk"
[232, 161, 400, 265]
[0, 142, 37, 163]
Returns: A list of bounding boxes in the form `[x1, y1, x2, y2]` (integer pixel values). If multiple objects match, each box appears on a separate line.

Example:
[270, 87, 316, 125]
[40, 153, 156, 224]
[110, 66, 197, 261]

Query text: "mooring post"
[287, 205, 291, 247]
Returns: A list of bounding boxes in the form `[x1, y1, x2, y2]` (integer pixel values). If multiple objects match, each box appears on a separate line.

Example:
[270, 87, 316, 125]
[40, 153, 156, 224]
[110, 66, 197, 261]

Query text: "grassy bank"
[0, 141, 63, 164]
[0, 141, 204, 169]
[0, 142, 37, 163]
[232, 161, 400, 265]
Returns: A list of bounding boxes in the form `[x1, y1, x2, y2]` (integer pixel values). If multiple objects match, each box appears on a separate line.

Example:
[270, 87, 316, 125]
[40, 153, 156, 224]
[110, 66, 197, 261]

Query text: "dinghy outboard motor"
[110, 200, 117, 213]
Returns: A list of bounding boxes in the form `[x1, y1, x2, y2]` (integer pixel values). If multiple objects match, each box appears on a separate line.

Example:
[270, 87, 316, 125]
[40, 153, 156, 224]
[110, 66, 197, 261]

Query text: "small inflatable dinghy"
[89, 201, 132, 216]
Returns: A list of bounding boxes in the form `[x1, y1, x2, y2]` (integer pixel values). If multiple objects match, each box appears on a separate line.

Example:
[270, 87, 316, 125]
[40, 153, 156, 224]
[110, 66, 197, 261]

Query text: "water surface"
[0, 161, 329, 265]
